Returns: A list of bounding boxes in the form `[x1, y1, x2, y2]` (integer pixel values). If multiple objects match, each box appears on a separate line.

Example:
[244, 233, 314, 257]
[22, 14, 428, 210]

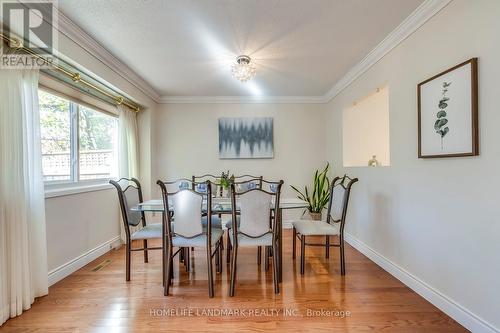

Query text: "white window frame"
[40, 89, 119, 197]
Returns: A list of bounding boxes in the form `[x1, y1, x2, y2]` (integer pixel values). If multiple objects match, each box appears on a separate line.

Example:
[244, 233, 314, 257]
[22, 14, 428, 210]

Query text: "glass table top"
[132, 197, 307, 212]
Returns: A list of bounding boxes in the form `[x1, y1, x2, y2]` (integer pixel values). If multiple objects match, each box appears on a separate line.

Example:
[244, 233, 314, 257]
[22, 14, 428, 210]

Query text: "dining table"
[132, 197, 308, 283]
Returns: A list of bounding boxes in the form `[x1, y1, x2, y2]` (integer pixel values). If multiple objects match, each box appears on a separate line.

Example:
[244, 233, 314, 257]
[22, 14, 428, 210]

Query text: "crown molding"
[323, 0, 452, 103]
[56, 10, 161, 102]
[158, 95, 327, 104]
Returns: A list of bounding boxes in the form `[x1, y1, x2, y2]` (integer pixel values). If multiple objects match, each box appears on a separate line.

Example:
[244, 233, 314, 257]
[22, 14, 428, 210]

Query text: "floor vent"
[91, 259, 112, 272]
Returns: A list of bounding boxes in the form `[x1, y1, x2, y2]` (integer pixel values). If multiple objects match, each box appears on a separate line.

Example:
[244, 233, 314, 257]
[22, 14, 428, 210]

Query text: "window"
[39, 90, 118, 183]
[342, 86, 390, 167]
[39, 90, 72, 181]
[78, 105, 118, 180]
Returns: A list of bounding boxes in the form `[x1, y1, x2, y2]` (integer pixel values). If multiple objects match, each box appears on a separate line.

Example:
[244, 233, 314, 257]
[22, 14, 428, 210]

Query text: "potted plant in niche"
[291, 163, 331, 220]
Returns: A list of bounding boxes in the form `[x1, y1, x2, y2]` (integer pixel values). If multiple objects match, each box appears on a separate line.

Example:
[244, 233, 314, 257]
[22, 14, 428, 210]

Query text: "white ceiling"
[58, 0, 424, 98]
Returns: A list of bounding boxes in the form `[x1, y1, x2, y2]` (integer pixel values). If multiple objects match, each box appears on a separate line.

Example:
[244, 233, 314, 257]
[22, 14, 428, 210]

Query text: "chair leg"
[218, 238, 224, 272]
[292, 227, 296, 259]
[275, 240, 280, 273]
[269, 216, 274, 258]
[272, 242, 279, 294]
[257, 246, 262, 265]
[218, 241, 223, 273]
[215, 244, 220, 273]
[229, 244, 237, 297]
[162, 236, 165, 287]
[143, 239, 149, 263]
[264, 246, 270, 272]
[164, 246, 172, 296]
[326, 236, 330, 259]
[300, 235, 306, 275]
[180, 247, 184, 263]
[185, 247, 190, 272]
[267, 245, 271, 265]
[126, 243, 131, 281]
[340, 237, 346, 275]
[170, 253, 174, 285]
[226, 231, 231, 264]
[207, 246, 214, 298]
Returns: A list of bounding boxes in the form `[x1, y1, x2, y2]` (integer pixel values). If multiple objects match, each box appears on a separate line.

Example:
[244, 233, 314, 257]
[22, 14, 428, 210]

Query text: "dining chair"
[292, 175, 358, 275]
[191, 175, 224, 226]
[192, 174, 222, 197]
[191, 174, 224, 266]
[109, 178, 163, 282]
[166, 178, 224, 270]
[228, 179, 284, 296]
[225, 177, 266, 264]
[157, 179, 224, 298]
[194, 174, 263, 264]
[166, 178, 223, 230]
[233, 174, 263, 189]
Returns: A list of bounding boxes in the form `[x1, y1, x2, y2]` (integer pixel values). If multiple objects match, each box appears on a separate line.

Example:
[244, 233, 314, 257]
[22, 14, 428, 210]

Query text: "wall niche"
[343, 86, 390, 167]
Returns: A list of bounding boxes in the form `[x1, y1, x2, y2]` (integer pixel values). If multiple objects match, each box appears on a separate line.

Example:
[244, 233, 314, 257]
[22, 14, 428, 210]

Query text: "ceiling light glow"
[231, 55, 256, 82]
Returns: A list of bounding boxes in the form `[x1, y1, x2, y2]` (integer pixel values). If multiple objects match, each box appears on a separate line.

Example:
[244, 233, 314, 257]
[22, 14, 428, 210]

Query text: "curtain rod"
[1, 33, 141, 112]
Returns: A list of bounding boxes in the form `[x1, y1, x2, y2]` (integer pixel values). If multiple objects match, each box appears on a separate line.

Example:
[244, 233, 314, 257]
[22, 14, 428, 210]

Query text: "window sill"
[44, 182, 113, 199]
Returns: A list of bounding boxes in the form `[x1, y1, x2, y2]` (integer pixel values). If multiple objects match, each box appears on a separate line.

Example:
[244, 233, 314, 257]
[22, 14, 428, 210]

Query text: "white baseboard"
[48, 236, 122, 286]
[344, 233, 499, 333]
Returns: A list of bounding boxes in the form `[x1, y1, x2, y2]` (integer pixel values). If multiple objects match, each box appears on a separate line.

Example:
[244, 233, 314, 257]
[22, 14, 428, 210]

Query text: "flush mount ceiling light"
[231, 55, 256, 82]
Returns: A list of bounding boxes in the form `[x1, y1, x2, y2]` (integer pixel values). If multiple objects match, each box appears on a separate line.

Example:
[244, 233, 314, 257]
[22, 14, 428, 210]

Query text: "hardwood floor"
[0, 230, 467, 332]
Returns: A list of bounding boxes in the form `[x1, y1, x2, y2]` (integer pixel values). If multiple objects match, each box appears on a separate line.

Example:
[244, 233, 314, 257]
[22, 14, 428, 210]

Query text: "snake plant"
[291, 163, 331, 213]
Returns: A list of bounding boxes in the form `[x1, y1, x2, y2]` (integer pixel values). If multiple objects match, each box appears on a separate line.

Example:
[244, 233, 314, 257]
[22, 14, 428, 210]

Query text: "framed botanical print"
[417, 58, 478, 158]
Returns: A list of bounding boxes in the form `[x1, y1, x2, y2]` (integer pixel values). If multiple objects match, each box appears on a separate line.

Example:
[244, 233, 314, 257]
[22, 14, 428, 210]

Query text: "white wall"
[325, 1, 500, 331]
[45, 190, 120, 272]
[154, 103, 327, 199]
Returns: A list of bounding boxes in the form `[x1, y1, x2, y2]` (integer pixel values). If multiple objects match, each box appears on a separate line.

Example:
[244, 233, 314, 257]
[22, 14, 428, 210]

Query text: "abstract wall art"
[417, 58, 478, 158]
[218, 117, 274, 159]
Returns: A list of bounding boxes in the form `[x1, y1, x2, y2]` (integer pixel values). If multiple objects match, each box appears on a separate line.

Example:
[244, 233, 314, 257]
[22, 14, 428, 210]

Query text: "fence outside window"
[42, 149, 115, 181]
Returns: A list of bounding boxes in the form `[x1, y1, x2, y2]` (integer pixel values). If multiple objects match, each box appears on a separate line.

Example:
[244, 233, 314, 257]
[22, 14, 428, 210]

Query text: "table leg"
[278, 208, 283, 283]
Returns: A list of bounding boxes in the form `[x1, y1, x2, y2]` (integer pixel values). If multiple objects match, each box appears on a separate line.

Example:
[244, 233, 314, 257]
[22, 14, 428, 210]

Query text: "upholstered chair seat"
[130, 223, 163, 240]
[292, 220, 340, 236]
[172, 229, 224, 248]
[229, 230, 273, 247]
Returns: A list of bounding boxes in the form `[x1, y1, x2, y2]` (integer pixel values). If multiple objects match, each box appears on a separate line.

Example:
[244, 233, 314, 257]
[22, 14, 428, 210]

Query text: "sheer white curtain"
[0, 70, 49, 326]
[117, 104, 139, 241]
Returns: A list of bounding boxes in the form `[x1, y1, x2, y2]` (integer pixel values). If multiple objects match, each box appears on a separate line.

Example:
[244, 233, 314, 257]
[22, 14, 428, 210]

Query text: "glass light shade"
[231, 55, 256, 82]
